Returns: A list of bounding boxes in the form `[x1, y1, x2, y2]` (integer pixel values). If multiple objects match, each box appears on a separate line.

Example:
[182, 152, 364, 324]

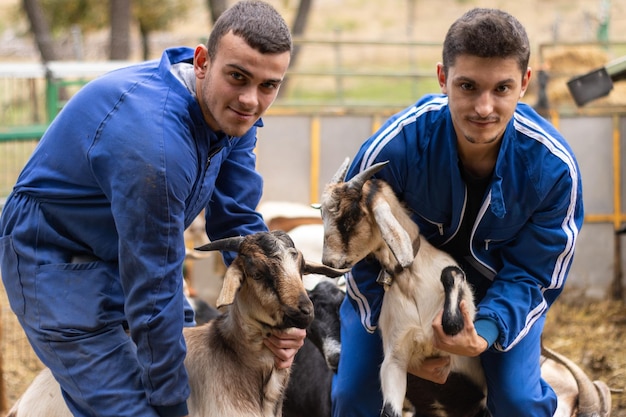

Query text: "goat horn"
[304, 261, 351, 278]
[195, 236, 244, 252]
[347, 161, 390, 190]
[330, 157, 351, 184]
[541, 344, 602, 415]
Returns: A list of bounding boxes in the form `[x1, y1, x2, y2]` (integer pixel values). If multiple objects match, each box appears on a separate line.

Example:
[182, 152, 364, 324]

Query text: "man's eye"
[261, 82, 279, 90]
[230, 72, 244, 81]
[460, 83, 474, 91]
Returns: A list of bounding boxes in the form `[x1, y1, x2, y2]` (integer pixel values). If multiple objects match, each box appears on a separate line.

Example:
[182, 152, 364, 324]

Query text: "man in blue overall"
[0, 1, 305, 416]
[331, 8, 584, 417]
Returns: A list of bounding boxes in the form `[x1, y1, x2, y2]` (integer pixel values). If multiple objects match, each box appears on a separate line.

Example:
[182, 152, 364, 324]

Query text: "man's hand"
[263, 327, 306, 369]
[407, 356, 451, 384]
[432, 300, 488, 357]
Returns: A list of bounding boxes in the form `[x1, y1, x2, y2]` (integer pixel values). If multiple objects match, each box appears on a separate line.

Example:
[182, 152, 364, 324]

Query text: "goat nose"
[299, 293, 314, 316]
[321, 253, 342, 269]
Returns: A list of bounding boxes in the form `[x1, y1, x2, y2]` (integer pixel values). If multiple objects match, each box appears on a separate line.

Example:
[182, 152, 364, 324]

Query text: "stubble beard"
[463, 132, 501, 145]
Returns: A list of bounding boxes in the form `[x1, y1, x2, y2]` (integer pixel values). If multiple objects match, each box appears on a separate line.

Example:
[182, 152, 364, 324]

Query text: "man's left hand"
[432, 300, 488, 357]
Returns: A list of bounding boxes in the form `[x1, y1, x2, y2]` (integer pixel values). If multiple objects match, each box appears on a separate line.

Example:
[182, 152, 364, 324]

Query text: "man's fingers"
[459, 300, 476, 331]
[264, 327, 306, 369]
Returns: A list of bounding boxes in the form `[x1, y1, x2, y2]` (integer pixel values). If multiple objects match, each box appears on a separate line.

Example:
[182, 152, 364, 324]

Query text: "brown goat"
[6, 230, 348, 417]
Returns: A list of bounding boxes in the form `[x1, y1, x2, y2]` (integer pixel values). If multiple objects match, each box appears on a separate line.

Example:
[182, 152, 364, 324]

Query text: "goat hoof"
[380, 403, 401, 417]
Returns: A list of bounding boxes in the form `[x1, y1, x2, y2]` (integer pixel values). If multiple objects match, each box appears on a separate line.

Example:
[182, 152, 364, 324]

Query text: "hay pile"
[543, 296, 626, 416]
[1, 290, 625, 416]
[540, 46, 626, 109]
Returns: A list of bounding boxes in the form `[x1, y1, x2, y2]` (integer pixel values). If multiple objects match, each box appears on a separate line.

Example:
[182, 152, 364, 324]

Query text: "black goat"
[283, 280, 345, 417]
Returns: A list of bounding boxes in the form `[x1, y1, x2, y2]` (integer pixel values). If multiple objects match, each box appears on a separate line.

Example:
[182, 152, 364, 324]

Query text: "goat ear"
[372, 198, 414, 268]
[216, 267, 243, 309]
[304, 261, 351, 278]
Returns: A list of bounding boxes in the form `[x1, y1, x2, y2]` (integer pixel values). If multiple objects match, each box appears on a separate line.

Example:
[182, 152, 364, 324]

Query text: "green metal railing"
[0, 61, 137, 142]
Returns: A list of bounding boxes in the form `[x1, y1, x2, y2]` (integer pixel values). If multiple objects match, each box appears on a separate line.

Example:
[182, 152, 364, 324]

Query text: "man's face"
[438, 54, 530, 147]
[194, 32, 291, 137]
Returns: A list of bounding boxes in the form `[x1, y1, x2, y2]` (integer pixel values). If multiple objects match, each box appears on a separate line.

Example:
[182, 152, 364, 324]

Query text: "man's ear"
[520, 67, 532, 98]
[193, 44, 209, 78]
[436, 63, 447, 94]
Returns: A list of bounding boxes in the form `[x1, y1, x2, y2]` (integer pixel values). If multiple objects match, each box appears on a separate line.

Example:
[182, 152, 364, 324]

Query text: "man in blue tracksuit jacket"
[331, 9, 584, 417]
[0, 2, 305, 416]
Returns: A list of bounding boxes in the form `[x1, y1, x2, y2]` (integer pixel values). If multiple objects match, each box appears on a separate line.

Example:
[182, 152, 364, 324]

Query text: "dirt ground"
[1, 284, 625, 416]
[542, 294, 626, 416]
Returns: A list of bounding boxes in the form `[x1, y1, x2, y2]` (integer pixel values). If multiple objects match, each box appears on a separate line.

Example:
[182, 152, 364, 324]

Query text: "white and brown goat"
[318, 158, 611, 417]
[6, 230, 347, 417]
[285, 278, 612, 417]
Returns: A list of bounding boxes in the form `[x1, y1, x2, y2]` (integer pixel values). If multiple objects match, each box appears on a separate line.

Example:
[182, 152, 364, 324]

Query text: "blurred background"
[1, 0, 625, 108]
[1, 0, 626, 415]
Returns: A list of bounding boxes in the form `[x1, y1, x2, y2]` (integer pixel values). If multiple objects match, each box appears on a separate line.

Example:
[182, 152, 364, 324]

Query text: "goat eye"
[247, 268, 268, 281]
[244, 261, 271, 281]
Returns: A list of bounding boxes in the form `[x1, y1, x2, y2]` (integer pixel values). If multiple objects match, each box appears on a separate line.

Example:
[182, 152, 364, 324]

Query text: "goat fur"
[320, 158, 485, 417]
[6, 231, 347, 417]
[319, 157, 611, 417]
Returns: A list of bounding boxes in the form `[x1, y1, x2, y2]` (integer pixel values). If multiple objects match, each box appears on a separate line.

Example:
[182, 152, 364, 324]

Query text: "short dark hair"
[442, 8, 530, 76]
[207, 0, 292, 59]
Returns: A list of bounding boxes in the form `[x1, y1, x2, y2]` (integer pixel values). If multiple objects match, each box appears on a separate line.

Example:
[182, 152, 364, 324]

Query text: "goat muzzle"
[279, 293, 315, 330]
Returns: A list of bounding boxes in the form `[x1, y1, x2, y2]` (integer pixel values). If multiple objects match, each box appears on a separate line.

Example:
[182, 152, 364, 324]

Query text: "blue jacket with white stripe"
[344, 94, 584, 352]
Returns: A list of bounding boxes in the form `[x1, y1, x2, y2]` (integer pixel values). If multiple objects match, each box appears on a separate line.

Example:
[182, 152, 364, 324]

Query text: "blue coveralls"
[330, 95, 584, 417]
[0, 47, 268, 417]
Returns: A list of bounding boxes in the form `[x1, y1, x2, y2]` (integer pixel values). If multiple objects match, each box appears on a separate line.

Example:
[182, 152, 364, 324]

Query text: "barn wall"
[251, 112, 626, 301]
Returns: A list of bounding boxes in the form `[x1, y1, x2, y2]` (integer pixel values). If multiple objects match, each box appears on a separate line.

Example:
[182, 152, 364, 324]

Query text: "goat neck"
[217, 285, 276, 367]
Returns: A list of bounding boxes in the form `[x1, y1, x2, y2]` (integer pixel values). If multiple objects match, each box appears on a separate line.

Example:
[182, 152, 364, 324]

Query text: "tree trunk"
[140, 23, 151, 61]
[278, 0, 313, 99]
[109, 0, 131, 60]
[21, 0, 59, 62]
[291, 0, 312, 65]
[206, 0, 228, 24]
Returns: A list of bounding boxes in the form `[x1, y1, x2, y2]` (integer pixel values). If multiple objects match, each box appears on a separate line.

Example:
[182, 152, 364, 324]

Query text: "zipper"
[205, 135, 233, 170]
[419, 216, 444, 236]
[205, 145, 223, 170]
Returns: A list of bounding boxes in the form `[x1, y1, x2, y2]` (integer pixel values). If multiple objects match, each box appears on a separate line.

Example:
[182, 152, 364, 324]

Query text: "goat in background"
[283, 280, 345, 417]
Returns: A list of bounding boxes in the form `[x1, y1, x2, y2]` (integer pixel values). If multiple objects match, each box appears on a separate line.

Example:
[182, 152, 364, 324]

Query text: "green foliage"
[38, 0, 191, 36]
[133, 0, 191, 32]
[322, 17, 360, 33]
[41, 0, 108, 34]
[286, 76, 441, 106]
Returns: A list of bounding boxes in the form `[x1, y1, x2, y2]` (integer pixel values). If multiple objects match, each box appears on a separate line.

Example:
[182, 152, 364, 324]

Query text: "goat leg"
[379, 347, 411, 417]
